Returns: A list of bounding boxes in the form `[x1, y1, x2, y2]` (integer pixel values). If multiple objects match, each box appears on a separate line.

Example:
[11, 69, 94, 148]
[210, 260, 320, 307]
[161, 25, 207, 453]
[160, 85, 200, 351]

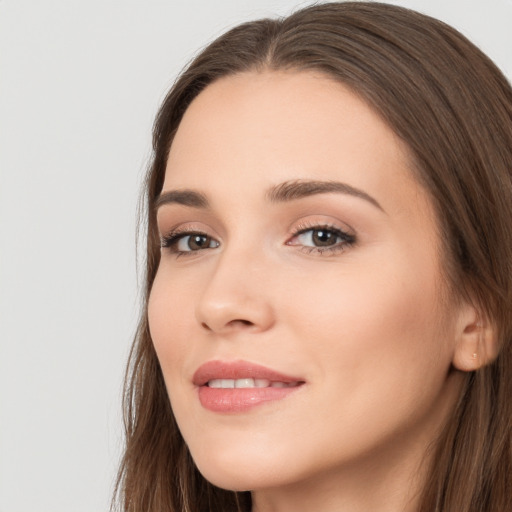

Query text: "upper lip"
[193, 360, 304, 386]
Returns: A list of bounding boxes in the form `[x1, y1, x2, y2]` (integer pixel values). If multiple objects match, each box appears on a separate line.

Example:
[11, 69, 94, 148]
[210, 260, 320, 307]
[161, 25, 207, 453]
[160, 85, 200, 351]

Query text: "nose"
[195, 250, 276, 335]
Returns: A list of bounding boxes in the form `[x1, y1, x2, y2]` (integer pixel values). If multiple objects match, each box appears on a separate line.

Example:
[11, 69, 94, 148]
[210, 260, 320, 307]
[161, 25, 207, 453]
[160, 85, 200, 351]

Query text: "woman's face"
[149, 71, 465, 497]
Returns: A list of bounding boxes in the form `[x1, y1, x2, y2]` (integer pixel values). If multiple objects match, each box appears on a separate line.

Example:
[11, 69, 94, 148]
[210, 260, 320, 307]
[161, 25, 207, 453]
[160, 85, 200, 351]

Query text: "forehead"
[163, 70, 425, 218]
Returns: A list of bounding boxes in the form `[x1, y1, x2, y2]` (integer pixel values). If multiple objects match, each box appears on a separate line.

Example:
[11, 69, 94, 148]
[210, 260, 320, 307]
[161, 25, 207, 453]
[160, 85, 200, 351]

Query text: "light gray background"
[1, 1, 511, 511]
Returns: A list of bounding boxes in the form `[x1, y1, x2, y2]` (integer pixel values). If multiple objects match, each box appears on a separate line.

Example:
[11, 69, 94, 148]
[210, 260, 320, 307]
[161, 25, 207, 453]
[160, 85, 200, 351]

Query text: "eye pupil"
[312, 229, 337, 246]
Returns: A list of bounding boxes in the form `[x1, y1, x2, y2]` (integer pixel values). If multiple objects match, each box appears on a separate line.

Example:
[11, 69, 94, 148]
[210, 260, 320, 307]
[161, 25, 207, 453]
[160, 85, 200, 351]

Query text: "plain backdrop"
[0, 1, 511, 511]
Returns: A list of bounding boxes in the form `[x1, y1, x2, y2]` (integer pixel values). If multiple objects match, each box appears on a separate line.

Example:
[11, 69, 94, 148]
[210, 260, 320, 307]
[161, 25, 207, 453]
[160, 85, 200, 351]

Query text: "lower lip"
[197, 385, 301, 413]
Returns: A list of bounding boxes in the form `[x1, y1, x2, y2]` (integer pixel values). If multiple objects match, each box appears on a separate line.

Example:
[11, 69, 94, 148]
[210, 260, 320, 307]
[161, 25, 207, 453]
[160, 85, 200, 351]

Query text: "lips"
[193, 360, 303, 385]
[193, 360, 304, 412]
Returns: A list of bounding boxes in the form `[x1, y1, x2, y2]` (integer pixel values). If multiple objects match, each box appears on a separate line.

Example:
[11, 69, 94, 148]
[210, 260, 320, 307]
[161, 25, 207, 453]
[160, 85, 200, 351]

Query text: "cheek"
[147, 267, 194, 379]
[265, 262, 455, 476]
[290, 252, 453, 404]
[290, 257, 440, 343]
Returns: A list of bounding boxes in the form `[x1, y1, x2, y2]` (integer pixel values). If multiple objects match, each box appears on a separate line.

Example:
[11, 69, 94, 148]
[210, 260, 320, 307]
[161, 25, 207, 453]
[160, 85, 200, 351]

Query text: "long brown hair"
[113, 3, 512, 511]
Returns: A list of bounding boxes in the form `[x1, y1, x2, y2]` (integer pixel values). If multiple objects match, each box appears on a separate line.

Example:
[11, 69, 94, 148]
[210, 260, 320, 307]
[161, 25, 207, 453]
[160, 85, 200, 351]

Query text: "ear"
[452, 303, 499, 372]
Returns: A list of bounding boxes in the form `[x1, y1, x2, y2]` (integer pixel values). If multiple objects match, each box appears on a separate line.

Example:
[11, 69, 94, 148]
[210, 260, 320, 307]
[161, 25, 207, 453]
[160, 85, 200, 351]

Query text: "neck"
[251, 443, 425, 512]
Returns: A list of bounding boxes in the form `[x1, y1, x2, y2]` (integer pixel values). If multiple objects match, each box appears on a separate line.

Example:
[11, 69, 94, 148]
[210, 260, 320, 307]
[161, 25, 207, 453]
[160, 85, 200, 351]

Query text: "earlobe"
[452, 305, 499, 372]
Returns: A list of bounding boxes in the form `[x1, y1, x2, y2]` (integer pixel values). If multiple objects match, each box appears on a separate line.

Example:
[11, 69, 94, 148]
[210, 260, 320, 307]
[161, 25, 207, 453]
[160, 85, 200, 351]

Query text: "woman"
[114, 2, 512, 511]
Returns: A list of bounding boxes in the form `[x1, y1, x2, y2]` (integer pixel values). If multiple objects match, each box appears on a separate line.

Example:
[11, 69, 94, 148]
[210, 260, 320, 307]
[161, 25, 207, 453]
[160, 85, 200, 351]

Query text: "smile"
[207, 378, 300, 388]
[194, 361, 305, 412]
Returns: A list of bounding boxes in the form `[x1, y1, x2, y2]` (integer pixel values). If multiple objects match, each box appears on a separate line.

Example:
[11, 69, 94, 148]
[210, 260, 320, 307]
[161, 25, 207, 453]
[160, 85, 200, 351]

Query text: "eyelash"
[287, 222, 356, 256]
[160, 224, 356, 258]
[160, 229, 219, 258]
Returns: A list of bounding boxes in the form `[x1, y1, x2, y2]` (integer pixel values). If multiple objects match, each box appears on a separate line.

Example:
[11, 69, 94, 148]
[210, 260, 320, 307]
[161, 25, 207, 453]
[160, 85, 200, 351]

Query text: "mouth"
[207, 378, 300, 389]
[193, 360, 305, 413]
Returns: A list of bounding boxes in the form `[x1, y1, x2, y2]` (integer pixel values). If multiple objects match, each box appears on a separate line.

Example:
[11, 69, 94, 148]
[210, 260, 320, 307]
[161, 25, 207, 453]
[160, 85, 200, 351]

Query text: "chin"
[198, 468, 255, 492]
[188, 439, 295, 492]
[194, 457, 267, 491]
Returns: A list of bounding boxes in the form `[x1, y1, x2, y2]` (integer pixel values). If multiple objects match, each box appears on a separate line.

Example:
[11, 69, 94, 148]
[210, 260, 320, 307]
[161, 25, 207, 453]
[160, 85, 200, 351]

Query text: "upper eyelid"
[158, 221, 217, 237]
[290, 219, 355, 237]
[160, 228, 218, 243]
[159, 222, 350, 237]
[158, 217, 354, 236]
[159, 224, 354, 253]
[294, 224, 344, 234]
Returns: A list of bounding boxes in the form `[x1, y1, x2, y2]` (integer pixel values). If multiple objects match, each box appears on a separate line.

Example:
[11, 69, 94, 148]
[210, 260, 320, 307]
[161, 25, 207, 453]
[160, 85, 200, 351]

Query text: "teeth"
[208, 379, 235, 388]
[235, 378, 254, 388]
[207, 378, 293, 389]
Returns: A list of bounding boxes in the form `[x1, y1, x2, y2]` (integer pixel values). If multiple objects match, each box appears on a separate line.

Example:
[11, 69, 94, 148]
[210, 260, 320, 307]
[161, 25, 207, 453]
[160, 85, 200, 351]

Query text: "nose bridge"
[195, 239, 275, 334]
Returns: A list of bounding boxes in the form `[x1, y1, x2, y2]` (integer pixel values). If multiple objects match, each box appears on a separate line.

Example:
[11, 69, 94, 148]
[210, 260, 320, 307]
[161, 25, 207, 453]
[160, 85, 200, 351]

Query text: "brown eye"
[186, 234, 213, 251]
[287, 225, 356, 256]
[296, 228, 345, 247]
[161, 232, 220, 254]
[311, 229, 339, 247]
[176, 233, 219, 252]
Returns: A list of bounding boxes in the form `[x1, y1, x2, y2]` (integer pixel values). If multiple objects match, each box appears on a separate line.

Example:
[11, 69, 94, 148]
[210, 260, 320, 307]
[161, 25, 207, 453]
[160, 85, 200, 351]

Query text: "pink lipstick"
[193, 360, 304, 413]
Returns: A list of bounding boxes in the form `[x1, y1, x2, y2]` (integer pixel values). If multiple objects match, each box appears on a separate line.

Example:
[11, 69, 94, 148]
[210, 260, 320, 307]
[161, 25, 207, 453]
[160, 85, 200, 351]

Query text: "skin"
[148, 71, 477, 512]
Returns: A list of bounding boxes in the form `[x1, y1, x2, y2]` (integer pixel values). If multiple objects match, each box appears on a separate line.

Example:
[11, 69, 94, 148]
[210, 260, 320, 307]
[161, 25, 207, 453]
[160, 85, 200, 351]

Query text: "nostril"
[200, 319, 253, 331]
[230, 319, 254, 327]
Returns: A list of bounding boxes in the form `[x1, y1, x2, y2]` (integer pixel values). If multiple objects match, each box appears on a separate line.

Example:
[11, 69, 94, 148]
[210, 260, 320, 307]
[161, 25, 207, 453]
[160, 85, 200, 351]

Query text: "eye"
[296, 228, 341, 247]
[287, 225, 355, 255]
[161, 231, 220, 255]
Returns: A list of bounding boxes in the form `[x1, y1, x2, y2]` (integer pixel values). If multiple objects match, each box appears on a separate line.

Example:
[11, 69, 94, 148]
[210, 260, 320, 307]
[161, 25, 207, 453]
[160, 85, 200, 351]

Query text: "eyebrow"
[266, 179, 385, 212]
[154, 189, 210, 210]
[155, 179, 384, 213]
